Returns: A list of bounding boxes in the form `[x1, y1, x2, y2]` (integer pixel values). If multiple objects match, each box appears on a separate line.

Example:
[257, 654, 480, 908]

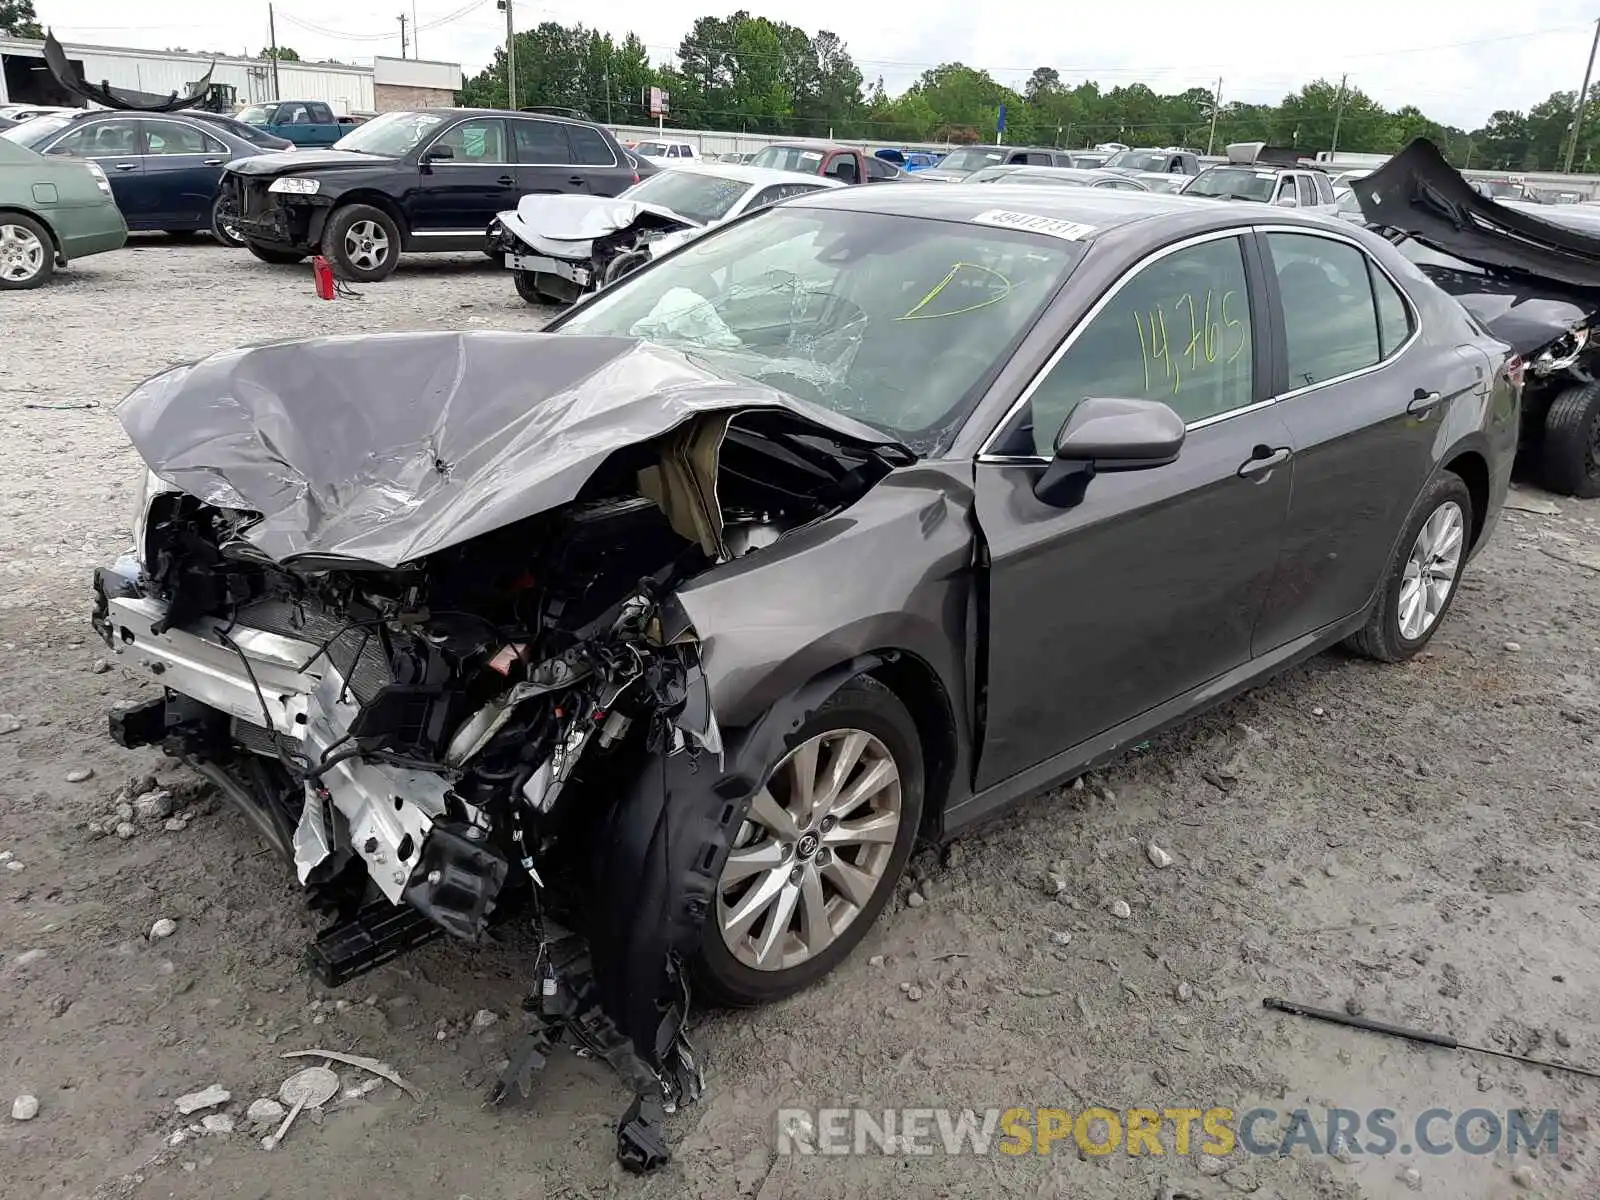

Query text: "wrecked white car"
[487, 163, 840, 304]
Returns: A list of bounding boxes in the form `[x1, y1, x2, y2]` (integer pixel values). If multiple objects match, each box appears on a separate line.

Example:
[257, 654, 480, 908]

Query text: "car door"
[412, 116, 514, 235]
[509, 117, 586, 198]
[139, 118, 230, 229]
[560, 121, 632, 197]
[973, 231, 1294, 788]
[40, 118, 147, 224]
[1249, 227, 1478, 651]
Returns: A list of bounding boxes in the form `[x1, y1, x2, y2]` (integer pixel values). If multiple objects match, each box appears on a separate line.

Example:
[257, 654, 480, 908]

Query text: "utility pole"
[1206, 76, 1222, 156]
[267, 3, 281, 101]
[498, 0, 517, 110]
[397, 13, 408, 59]
[1330, 72, 1349, 156]
[413, 0, 419, 57]
[1565, 17, 1600, 174]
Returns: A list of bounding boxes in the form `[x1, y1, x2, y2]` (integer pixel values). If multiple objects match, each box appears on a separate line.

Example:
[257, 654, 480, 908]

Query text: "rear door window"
[510, 119, 568, 164]
[308, 103, 335, 125]
[1266, 232, 1384, 387]
[1296, 175, 1317, 207]
[1315, 173, 1336, 204]
[142, 120, 226, 156]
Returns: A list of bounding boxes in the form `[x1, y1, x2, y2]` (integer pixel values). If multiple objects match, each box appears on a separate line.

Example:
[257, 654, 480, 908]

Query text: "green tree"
[260, 46, 300, 61]
[0, 0, 42, 38]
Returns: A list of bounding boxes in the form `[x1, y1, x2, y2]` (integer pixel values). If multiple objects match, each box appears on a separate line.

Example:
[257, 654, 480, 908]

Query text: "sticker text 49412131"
[1132, 289, 1248, 395]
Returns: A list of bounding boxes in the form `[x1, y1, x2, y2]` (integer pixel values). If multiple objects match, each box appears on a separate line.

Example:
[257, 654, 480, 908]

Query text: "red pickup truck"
[744, 142, 900, 184]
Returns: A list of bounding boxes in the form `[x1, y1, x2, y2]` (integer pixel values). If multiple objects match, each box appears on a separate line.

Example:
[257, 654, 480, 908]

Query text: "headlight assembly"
[268, 177, 322, 195]
[1533, 325, 1590, 375]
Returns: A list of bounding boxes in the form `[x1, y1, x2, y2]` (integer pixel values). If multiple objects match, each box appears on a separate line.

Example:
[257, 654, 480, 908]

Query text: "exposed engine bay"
[91, 331, 910, 1170]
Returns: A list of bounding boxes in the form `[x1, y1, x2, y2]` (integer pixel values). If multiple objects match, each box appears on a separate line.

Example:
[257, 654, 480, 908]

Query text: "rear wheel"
[0, 214, 54, 290]
[246, 242, 306, 265]
[1537, 381, 1600, 498]
[694, 677, 923, 1007]
[210, 196, 246, 247]
[322, 203, 400, 282]
[1346, 472, 1473, 663]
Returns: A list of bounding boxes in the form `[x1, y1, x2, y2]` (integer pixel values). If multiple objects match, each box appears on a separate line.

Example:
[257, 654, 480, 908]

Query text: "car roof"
[759, 141, 855, 154]
[647, 161, 844, 188]
[1196, 161, 1312, 177]
[976, 165, 1129, 183]
[413, 106, 607, 129]
[789, 181, 1225, 240]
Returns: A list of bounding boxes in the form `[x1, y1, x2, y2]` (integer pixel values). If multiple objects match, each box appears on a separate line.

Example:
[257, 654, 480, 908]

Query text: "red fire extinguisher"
[312, 255, 334, 301]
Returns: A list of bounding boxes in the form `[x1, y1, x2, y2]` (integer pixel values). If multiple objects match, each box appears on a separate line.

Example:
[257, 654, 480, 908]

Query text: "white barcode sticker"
[972, 209, 1096, 240]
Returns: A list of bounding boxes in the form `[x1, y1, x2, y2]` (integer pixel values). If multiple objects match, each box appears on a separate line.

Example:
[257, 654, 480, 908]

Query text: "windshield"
[238, 105, 276, 124]
[1104, 151, 1168, 171]
[632, 141, 668, 155]
[1, 115, 72, 147]
[1477, 180, 1523, 199]
[556, 208, 1083, 450]
[934, 147, 1006, 173]
[330, 110, 444, 156]
[1183, 167, 1277, 201]
[623, 171, 750, 224]
[1335, 189, 1362, 215]
[748, 145, 826, 174]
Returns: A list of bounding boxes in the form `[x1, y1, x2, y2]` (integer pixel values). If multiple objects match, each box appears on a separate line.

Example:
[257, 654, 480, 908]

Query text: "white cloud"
[37, 0, 1600, 127]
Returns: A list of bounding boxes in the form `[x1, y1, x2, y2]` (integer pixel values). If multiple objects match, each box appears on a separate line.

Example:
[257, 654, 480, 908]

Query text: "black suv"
[222, 108, 643, 281]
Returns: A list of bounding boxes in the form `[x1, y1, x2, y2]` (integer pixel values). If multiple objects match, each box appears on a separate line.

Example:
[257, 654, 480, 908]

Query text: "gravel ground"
[2, 238, 1598, 1200]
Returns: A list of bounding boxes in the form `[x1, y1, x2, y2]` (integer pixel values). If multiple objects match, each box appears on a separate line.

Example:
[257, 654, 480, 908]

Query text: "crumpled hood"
[115, 331, 907, 570]
[227, 148, 389, 177]
[497, 194, 696, 260]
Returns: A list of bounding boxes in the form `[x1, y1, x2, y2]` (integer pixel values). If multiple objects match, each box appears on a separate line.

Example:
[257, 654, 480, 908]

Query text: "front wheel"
[694, 677, 923, 1007]
[322, 203, 400, 282]
[1346, 472, 1473, 663]
[1537, 381, 1600, 498]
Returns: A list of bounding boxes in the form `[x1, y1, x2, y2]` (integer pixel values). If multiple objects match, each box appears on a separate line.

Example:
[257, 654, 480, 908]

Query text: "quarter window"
[1019, 236, 1256, 453]
[1296, 175, 1316, 207]
[565, 123, 615, 165]
[436, 117, 507, 162]
[1314, 173, 1336, 205]
[1371, 265, 1414, 358]
[511, 119, 569, 163]
[1267, 232, 1386, 386]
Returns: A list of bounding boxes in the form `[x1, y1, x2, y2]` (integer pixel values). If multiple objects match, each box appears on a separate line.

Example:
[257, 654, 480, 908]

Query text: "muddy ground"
[1, 239, 1597, 1200]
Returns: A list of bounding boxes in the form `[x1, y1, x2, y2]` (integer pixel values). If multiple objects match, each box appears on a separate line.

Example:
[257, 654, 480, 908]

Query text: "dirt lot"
[2, 238, 1598, 1200]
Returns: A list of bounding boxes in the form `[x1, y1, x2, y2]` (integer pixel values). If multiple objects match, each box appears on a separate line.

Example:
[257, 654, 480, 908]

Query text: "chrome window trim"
[1253, 223, 1422, 401]
[976, 221, 1425, 461]
[976, 226, 1257, 456]
[541, 117, 620, 168]
[134, 115, 229, 156]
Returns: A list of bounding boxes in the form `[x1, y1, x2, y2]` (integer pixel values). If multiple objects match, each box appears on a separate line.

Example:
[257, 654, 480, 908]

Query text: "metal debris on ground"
[1503, 489, 1562, 516]
[262, 1066, 339, 1150]
[280, 1049, 422, 1102]
[173, 1084, 230, 1115]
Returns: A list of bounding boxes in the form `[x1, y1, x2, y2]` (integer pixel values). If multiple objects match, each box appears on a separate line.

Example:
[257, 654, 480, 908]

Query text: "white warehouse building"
[0, 36, 461, 114]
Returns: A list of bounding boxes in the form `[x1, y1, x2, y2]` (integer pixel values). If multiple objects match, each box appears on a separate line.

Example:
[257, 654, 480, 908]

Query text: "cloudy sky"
[37, 0, 1600, 127]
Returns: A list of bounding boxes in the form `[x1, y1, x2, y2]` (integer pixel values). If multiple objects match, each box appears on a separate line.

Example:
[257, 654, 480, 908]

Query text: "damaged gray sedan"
[91, 184, 1516, 1170]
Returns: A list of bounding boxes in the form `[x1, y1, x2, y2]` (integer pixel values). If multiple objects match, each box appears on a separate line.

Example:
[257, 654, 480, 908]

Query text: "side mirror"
[422, 144, 454, 163]
[1033, 397, 1186, 507]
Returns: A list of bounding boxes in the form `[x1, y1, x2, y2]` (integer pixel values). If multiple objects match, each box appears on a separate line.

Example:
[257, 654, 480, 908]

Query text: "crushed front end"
[490, 194, 700, 298]
[91, 331, 906, 1170]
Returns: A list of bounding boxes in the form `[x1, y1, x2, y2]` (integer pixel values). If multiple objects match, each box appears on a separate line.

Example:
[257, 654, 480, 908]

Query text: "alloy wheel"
[716, 728, 903, 972]
[0, 223, 46, 283]
[1397, 500, 1464, 641]
[344, 219, 390, 272]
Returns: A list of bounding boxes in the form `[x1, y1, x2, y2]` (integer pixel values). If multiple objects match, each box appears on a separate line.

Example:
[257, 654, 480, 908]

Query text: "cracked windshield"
[559, 208, 1082, 449]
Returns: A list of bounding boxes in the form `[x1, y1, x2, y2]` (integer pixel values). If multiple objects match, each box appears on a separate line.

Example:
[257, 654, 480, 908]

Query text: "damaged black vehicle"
[1357, 138, 1600, 496]
[92, 185, 1515, 1171]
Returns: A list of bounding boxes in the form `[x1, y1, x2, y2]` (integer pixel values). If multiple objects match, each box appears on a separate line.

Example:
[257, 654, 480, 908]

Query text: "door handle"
[1238, 445, 1292, 478]
[113, 162, 137, 171]
[568, 175, 586, 186]
[1407, 388, 1443, 416]
[497, 175, 515, 186]
[202, 158, 224, 166]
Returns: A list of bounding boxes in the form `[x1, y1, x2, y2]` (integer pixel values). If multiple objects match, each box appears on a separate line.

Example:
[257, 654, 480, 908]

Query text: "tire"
[601, 247, 651, 287]
[1346, 472, 1474, 663]
[210, 196, 246, 247]
[165, 230, 199, 241]
[512, 269, 547, 305]
[0, 213, 55, 290]
[694, 676, 924, 1007]
[246, 242, 306, 265]
[321, 203, 400, 282]
[1537, 381, 1600, 499]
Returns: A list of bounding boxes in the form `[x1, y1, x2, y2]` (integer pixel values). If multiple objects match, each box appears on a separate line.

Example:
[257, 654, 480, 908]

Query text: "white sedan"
[492, 162, 843, 304]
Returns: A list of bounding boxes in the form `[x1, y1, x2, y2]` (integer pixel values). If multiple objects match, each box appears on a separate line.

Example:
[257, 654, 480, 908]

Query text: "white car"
[492, 162, 843, 304]
[630, 139, 698, 168]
